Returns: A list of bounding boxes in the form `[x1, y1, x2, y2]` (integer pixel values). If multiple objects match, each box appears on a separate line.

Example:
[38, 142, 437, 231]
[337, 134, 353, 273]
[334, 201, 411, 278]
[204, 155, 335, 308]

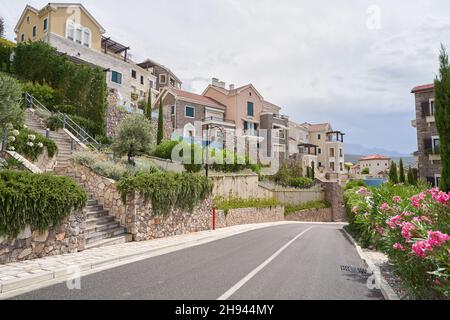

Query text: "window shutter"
[243, 121, 248, 130]
[423, 138, 432, 153]
[421, 102, 430, 117]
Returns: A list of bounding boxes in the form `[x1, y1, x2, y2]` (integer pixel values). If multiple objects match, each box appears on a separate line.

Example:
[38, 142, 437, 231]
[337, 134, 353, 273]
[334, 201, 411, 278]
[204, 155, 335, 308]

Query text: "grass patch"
[214, 197, 280, 215]
[284, 200, 330, 216]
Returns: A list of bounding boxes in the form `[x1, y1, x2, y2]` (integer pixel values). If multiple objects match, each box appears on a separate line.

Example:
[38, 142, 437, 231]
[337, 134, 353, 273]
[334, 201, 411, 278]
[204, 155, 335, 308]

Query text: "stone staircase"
[24, 108, 130, 249]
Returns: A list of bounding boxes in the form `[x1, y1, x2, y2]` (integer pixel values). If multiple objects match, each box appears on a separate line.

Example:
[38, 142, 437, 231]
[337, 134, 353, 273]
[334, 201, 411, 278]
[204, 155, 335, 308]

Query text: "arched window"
[82, 27, 91, 47]
[183, 123, 195, 140]
[66, 20, 75, 41]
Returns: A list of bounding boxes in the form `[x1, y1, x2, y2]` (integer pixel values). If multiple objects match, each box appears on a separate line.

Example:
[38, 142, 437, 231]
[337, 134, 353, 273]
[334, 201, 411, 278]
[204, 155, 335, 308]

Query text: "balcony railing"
[202, 117, 235, 125]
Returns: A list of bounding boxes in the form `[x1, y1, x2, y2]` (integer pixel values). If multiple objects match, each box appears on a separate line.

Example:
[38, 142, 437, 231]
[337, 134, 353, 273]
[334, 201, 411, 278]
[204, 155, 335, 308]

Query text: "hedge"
[0, 170, 87, 237]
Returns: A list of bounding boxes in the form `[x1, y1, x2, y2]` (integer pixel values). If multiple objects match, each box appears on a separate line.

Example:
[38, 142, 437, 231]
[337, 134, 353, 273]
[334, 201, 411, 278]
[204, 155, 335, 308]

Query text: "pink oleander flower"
[375, 224, 384, 235]
[411, 195, 422, 208]
[392, 196, 402, 203]
[387, 215, 403, 229]
[402, 211, 413, 217]
[393, 243, 404, 251]
[401, 222, 416, 241]
[379, 202, 389, 211]
[357, 187, 371, 197]
[420, 216, 432, 224]
[412, 240, 433, 258]
[427, 231, 450, 247]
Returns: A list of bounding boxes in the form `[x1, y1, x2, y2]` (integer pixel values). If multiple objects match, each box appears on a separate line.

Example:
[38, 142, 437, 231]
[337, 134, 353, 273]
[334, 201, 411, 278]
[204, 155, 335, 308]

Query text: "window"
[32, 26, 37, 37]
[149, 80, 154, 89]
[318, 162, 322, 167]
[329, 148, 335, 157]
[140, 76, 144, 85]
[247, 102, 254, 116]
[75, 27, 82, 44]
[82, 28, 91, 47]
[318, 148, 321, 154]
[330, 162, 335, 171]
[185, 106, 195, 118]
[43, 18, 48, 31]
[159, 74, 167, 84]
[27, 16, 30, 23]
[432, 137, 440, 154]
[21, 33, 25, 42]
[171, 106, 175, 115]
[318, 134, 321, 140]
[340, 163, 343, 171]
[66, 21, 74, 40]
[111, 71, 122, 84]
[131, 70, 137, 79]
[339, 149, 343, 157]
[430, 99, 435, 116]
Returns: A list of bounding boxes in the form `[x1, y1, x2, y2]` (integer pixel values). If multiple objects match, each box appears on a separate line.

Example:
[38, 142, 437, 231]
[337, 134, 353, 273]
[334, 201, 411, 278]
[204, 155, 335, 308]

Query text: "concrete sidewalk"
[1, 221, 344, 299]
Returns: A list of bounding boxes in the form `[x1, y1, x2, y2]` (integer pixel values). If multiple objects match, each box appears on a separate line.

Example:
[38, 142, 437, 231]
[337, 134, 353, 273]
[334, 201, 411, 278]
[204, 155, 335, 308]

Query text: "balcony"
[298, 143, 318, 156]
[326, 131, 345, 143]
[426, 116, 435, 124]
[425, 147, 441, 161]
[202, 117, 235, 128]
[411, 119, 417, 128]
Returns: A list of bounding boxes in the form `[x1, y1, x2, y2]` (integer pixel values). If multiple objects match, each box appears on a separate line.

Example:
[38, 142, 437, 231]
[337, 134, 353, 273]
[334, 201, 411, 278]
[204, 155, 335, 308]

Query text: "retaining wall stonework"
[0, 210, 86, 264]
[285, 208, 333, 223]
[217, 207, 284, 227]
[321, 181, 346, 222]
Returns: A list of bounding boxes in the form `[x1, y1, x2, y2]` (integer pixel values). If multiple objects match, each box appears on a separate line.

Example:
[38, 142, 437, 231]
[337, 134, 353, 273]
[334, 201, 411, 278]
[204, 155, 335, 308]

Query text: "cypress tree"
[389, 161, 398, 184]
[407, 166, 415, 185]
[157, 96, 164, 145]
[145, 88, 152, 120]
[434, 45, 450, 192]
[311, 165, 315, 180]
[399, 158, 406, 183]
[0, 17, 4, 39]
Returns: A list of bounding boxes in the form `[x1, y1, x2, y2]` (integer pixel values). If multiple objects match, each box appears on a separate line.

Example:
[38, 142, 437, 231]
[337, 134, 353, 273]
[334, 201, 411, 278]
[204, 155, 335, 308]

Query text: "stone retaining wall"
[285, 208, 333, 223]
[217, 206, 284, 227]
[0, 210, 86, 264]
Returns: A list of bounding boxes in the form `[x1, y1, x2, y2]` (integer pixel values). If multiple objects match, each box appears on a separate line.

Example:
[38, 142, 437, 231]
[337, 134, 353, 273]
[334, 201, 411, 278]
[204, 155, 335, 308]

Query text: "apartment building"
[202, 78, 289, 159]
[287, 121, 317, 172]
[411, 84, 441, 186]
[138, 58, 182, 92]
[356, 155, 391, 177]
[304, 123, 345, 174]
[14, 3, 161, 110]
[157, 88, 235, 145]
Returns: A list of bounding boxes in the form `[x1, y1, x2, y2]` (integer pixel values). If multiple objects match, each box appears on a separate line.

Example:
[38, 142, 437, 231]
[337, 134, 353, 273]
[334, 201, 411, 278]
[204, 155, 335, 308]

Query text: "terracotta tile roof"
[171, 88, 225, 110]
[359, 155, 391, 161]
[411, 83, 434, 93]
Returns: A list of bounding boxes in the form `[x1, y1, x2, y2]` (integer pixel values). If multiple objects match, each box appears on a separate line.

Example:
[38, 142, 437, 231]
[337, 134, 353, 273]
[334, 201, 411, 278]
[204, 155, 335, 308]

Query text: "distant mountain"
[345, 143, 412, 157]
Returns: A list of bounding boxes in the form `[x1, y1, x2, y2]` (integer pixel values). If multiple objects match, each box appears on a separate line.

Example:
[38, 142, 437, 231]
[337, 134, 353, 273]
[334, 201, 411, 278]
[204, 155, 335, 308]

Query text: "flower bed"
[344, 183, 450, 299]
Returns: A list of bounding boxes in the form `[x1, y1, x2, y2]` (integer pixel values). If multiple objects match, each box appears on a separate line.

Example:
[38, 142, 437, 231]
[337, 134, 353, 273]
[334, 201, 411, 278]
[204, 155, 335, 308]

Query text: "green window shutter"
[185, 106, 195, 117]
[247, 102, 254, 116]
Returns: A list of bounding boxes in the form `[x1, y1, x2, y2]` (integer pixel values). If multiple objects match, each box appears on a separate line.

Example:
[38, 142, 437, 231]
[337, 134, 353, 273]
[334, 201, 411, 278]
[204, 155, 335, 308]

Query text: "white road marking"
[217, 226, 314, 300]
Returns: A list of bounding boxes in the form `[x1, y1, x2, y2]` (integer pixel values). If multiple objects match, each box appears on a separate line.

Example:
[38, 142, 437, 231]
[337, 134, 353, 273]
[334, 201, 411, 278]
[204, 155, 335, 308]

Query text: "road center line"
[217, 226, 314, 300]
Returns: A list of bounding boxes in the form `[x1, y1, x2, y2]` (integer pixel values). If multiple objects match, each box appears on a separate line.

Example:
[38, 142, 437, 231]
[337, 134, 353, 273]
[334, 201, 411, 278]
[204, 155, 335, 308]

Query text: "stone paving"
[0, 222, 304, 297]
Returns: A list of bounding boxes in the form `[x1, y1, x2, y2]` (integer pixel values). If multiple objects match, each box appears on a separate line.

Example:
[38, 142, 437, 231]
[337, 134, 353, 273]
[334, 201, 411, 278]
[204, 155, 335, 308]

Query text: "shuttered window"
[111, 71, 122, 84]
[421, 101, 431, 117]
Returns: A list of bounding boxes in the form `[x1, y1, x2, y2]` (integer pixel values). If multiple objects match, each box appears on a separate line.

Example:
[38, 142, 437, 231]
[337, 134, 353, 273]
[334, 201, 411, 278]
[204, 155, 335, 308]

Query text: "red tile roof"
[411, 83, 434, 93]
[359, 155, 391, 161]
[171, 88, 225, 110]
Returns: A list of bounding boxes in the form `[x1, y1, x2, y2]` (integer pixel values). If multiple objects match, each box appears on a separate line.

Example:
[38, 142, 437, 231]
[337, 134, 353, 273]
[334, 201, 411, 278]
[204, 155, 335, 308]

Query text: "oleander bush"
[284, 200, 330, 216]
[286, 177, 314, 189]
[214, 197, 280, 215]
[0, 170, 87, 237]
[344, 179, 367, 191]
[344, 183, 450, 299]
[9, 128, 58, 161]
[117, 171, 212, 215]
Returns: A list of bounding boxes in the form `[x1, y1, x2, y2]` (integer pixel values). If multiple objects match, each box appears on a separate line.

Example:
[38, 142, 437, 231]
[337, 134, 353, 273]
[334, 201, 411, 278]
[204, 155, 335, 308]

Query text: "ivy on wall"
[0, 170, 87, 237]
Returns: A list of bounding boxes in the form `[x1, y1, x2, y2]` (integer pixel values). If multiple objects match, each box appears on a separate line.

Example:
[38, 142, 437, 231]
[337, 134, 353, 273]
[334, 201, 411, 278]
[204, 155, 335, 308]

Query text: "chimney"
[229, 84, 235, 90]
[212, 78, 220, 87]
[219, 81, 226, 89]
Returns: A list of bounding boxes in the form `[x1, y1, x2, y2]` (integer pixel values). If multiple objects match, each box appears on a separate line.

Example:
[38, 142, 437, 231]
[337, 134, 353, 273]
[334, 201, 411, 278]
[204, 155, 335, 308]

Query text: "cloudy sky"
[2, 0, 449, 155]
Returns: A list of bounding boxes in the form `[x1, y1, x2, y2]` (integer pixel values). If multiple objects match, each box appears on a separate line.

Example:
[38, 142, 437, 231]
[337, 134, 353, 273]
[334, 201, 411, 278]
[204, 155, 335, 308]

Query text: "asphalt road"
[11, 223, 383, 300]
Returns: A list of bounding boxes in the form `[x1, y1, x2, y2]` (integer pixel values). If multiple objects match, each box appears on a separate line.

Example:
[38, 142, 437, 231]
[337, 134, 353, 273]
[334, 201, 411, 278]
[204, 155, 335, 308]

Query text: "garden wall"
[217, 206, 284, 227]
[210, 172, 272, 199]
[0, 210, 86, 264]
[321, 180, 346, 222]
[285, 208, 333, 223]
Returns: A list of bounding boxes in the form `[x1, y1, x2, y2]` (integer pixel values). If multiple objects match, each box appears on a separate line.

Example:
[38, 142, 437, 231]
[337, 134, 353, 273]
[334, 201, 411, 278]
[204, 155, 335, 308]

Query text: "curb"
[342, 228, 400, 300]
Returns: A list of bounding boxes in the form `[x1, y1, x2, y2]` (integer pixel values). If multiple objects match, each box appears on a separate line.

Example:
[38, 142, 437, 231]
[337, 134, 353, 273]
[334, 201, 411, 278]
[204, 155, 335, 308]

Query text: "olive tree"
[0, 72, 23, 129]
[112, 114, 153, 165]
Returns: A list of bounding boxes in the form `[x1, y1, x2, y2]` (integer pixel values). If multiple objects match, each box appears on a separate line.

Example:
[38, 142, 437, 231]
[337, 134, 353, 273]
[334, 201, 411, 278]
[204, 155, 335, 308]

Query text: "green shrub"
[72, 151, 105, 167]
[117, 171, 212, 215]
[0, 38, 14, 73]
[284, 200, 330, 216]
[0, 157, 23, 171]
[287, 177, 314, 189]
[344, 179, 367, 191]
[273, 163, 304, 187]
[92, 161, 127, 180]
[54, 104, 76, 115]
[214, 197, 280, 215]
[0, 170, 87, 237]
[46, 114, 97, 136]
[152, 140, 180, 159]
[21, 81, 59, 108]
[182, 143, 204, 173]
[210, 149, 252, 173]
[10, 128, 57, 161]
[361, 167, 370, 175]
[0, 72, 23, 129]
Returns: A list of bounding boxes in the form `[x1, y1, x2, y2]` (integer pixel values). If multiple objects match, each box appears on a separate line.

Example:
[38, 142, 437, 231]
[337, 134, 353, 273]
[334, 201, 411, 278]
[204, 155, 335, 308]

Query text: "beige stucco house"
[14, 3, 158, 111]
[304, 123, 345, 174]
[356, 155, 391, 177]
[202, 78, 289, 159]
